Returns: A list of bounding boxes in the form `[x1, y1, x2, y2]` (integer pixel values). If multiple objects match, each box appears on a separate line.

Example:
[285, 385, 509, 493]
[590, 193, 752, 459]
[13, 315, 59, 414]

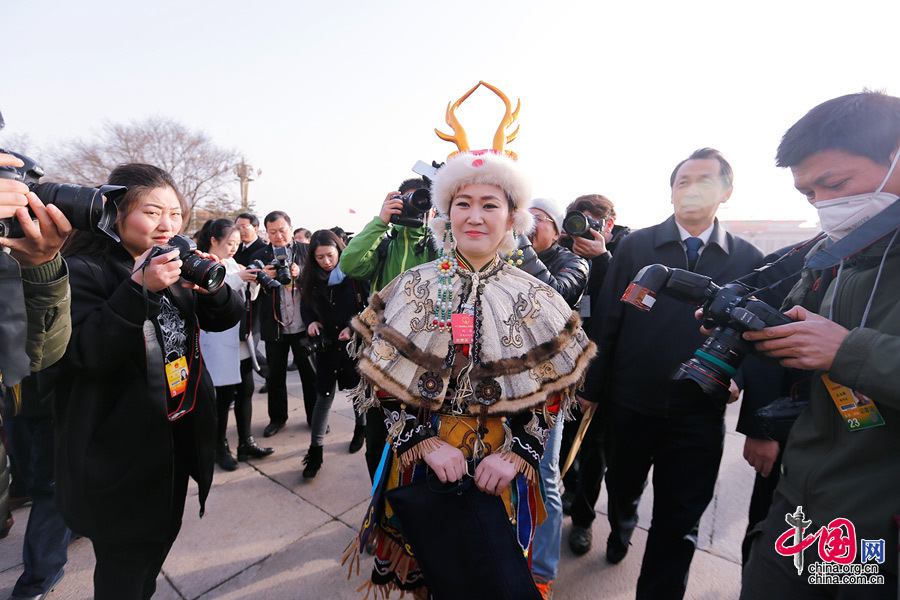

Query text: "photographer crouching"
[54, 164, 243, 600]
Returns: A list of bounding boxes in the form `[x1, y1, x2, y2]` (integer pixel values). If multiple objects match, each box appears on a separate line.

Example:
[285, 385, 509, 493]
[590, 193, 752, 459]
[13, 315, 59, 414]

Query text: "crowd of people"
[0, 88, 898, 600]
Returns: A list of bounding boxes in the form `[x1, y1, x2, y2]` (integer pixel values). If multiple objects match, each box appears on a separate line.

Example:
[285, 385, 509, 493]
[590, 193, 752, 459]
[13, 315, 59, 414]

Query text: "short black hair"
[569, 194, 616, 220]
[236, 212, 259, 227]
[264, 210, 291, 227]
[669, 148, 734, 189]
[776, 90, 900, 168]
[399, 177, 428, 193]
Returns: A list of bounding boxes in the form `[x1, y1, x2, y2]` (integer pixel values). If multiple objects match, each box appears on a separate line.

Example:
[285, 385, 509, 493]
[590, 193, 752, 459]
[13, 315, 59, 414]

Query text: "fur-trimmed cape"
[349, 259, 596, 418]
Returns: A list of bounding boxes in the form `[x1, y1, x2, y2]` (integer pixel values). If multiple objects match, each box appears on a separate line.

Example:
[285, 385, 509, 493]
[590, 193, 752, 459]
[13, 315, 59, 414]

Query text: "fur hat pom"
[428, 215, 449, 252]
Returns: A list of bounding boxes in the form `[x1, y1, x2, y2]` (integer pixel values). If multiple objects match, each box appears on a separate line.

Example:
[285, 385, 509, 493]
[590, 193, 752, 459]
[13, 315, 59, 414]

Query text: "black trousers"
[568, 407, 609, 529]
[265, 333, 316, 425]
[364, 407, 388, 483]
[606, 403, 725, 600]
[91, 454, 189, 600]
[215, 357, 255, 444]
[741, 450, 783, 566]
[741, 492, 897, 599]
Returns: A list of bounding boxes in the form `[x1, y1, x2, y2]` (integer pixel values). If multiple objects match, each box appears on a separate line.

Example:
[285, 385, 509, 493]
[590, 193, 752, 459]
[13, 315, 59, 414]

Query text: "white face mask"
[816, 150, 900, 240]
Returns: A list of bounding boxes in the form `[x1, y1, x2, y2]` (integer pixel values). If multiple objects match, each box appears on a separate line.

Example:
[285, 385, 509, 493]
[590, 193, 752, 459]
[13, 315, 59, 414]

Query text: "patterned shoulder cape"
[350, 259, 596, 419]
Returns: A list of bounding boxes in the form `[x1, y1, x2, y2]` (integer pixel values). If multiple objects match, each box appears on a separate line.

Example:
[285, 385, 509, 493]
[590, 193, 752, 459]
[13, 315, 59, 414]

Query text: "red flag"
[348, 208, 356, 214]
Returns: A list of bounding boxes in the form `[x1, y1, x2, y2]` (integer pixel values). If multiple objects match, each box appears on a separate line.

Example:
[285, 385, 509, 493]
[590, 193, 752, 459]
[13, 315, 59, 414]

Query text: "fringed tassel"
[452, 356, 475, 414]
[398, 436, 443, 471]
[500, 451, 538, 485]
[498, 420, 514, 453]
[346, 331, 363, 359]
[350, 378, 378, 413]
[342, 536, 363, 580]
[524, 412, 541, 437]
[560, 388, 578, 422]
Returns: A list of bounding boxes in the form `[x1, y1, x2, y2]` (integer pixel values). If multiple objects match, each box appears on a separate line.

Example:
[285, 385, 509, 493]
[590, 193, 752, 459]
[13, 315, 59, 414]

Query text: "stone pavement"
[0, 372, 756, 599]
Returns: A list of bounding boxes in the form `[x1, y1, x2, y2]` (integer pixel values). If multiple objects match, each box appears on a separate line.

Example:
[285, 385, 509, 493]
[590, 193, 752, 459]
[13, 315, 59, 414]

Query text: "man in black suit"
[579, 148, 763, 600]
[251, 211, 317, 437]
[234, 213, 267, 266]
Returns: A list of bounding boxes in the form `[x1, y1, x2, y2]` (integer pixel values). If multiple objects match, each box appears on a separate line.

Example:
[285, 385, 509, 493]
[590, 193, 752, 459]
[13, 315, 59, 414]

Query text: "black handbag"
[756, 395, 810, 443]
[384, 469, 542, 600]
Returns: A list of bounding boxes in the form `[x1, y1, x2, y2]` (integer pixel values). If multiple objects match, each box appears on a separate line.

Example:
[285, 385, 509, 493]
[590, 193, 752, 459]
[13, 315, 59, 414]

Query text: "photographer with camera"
[298, 230, 369, 479]
[339, 177, 433, 481]
[577, 148, 763, 599]
[559, 194, 631, 555]
[739, 92, 900, 599]
[250, 210, 317, 437]
[53, 163, 242, 600]
[0, 149, 73, 600]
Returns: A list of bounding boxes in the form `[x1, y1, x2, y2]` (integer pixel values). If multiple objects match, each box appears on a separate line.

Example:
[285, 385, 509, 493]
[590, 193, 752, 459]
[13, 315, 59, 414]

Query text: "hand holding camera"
[0, 153, 73, 267]
[569, 227, 607, 259]
[379, 191, 404, 225]
[134, 234, 226, 293]
[132, 247, 182, 292]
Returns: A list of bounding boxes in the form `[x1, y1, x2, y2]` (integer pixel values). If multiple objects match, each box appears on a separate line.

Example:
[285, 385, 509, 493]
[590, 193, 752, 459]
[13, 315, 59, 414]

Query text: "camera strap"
[806, 200, 900, 270]
[742, 232, 827, 298]
[139, 269, 169, 419]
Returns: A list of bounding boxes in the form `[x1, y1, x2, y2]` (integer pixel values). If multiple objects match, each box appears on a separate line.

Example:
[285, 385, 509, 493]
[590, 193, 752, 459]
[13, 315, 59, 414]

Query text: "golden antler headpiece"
[435, 81, 521, 160]
[429, 82, 533, 256]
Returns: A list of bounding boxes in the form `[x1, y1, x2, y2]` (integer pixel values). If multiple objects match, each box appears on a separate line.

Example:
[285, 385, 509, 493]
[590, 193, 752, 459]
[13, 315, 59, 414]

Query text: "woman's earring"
[506, 230, 523, 266]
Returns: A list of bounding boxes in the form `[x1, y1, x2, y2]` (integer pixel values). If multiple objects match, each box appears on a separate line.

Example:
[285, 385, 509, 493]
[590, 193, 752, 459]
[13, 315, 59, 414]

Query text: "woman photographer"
[196, 218, 274, 471]
[344, 150, 595, 599]
[55, 164, 243, 600]
[299, 229, 369, 479]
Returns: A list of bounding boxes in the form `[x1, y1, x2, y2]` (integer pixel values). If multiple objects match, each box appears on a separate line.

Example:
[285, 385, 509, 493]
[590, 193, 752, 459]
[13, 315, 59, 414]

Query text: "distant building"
[719, 220, 819, 255]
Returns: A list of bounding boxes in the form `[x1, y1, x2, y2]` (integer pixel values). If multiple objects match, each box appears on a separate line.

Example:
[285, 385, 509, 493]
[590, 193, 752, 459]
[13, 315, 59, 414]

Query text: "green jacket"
[21, 253, 71, 372]
[340, 216, 434, 291]
[778, 237, 900, 575]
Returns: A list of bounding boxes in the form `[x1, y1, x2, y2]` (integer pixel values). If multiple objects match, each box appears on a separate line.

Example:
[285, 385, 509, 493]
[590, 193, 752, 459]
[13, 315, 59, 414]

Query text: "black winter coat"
[252, 241, 310, 341]
[582, 216, 764, 417]
[54, 244, 243, 543]
[300, 274, 369, 395]
[517, 240, 590, 309]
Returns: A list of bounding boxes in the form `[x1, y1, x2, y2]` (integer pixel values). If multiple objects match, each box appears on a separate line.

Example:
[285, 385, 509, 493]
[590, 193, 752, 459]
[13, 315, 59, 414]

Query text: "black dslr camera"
[142, 234, 226, 293]
[562, 210, 604, 240]
[621, 265, 792, 406]
[249, 259, 282, 288]
[389, 188, 432, 228]
[0, 151, 125, 241]
[271, 246, 292, 284]
[301, 335, 334, 354]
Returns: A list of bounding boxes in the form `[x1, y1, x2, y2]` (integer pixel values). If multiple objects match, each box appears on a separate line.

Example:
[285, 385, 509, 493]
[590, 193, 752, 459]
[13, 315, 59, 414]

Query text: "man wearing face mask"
[577, 148, 763, 599]
[740, 91, 900, 599]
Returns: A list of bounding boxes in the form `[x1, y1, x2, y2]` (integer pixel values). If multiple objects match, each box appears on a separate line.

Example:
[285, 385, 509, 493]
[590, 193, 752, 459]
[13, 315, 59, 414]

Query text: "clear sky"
[4, 0, 900, 233]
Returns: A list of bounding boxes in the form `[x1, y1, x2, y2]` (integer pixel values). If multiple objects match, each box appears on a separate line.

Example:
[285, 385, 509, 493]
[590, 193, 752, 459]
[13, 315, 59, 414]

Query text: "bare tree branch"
[44, 116, 243, 231]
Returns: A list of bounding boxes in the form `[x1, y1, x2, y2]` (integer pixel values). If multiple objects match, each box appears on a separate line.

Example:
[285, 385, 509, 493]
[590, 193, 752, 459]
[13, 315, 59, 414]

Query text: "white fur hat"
[429, 151, 533, 255]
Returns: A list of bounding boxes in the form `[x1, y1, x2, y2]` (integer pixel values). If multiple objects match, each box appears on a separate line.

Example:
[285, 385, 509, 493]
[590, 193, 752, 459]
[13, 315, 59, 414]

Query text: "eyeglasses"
[532, 214, 555, 224]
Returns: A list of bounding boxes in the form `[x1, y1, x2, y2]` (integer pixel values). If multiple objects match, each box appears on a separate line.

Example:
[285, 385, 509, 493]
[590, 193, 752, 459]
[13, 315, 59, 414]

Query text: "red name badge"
[451, 313, 474, 345]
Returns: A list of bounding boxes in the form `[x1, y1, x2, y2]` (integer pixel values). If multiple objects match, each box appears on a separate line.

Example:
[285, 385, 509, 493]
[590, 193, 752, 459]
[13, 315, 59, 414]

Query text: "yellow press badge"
[165, 356, 189, 397]
[821, 373, 884, 431]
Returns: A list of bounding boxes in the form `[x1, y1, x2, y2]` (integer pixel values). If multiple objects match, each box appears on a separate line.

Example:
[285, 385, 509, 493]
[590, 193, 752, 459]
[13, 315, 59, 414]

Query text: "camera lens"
[408, 189, 431, 213]
[33, 183, 124, 242]
[181, 254, 226, 292]
[563, 211, 588, 237]
[671, 326, 748, 405]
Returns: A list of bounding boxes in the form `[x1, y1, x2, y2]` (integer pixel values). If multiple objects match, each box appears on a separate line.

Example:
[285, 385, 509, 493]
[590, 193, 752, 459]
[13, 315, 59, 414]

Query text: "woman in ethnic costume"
[344, 84, 595, 599]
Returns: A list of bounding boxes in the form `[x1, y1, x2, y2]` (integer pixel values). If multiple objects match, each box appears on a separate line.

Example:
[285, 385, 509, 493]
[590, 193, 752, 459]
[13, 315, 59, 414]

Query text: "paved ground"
[0, 371, 756, 599]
